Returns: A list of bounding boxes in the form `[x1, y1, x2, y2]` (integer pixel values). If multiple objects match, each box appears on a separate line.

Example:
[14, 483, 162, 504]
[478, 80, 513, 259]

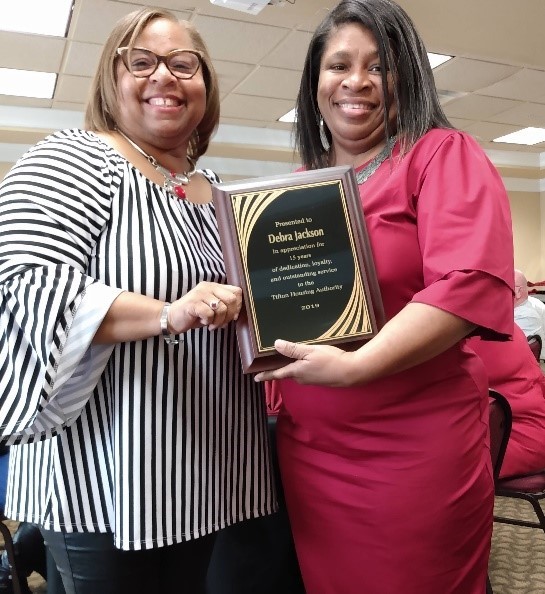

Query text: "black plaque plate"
[212, 165, 384, 373]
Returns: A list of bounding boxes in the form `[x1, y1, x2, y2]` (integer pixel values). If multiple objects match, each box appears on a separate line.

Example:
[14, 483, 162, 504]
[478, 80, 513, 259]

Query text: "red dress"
[469, 325, 545, 478]
[276, 129, 514, 594]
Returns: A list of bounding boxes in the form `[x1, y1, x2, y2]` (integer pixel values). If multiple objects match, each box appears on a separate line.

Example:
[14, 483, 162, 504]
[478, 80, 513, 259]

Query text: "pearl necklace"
[355, 136, 396, 185]
[117, 129, 196, 199]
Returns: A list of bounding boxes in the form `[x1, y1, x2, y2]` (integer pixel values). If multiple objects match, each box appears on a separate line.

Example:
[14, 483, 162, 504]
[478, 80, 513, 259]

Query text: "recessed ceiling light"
[1, 0, 74, 37]
[0, 68, 57, 99]
[428, 52, 453, 69]
[493, 127, 545, 146]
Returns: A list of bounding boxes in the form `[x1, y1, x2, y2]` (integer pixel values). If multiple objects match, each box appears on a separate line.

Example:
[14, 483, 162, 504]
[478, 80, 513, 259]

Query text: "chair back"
[488, 389, 512, 480]
[527, 334, 542, 362]
[0, 450, 24, 594]
[487, 390, 512, 594]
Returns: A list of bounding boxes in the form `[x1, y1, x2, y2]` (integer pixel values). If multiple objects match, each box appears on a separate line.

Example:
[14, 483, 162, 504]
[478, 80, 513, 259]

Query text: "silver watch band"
[160, 302, 180, 345]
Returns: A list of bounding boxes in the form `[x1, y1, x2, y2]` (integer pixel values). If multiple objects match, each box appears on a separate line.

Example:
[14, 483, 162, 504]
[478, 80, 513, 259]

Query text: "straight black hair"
[295, 0, 453, 169]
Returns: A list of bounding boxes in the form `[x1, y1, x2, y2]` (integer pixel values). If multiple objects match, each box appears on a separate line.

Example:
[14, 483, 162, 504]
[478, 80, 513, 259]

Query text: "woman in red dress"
[470, 324, 545, 478]
[255, 1, 514, 592]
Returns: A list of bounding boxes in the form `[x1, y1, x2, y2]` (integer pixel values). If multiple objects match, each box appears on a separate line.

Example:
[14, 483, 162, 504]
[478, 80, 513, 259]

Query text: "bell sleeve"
[0, 131, 123, 444]
[410, 131, 514, 340]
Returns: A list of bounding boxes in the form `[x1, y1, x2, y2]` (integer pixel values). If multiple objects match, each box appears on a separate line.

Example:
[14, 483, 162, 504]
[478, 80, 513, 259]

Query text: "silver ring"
[210, 299, 220, 310]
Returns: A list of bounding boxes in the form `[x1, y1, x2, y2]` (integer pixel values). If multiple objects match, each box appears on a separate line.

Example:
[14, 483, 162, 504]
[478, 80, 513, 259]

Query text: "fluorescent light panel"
[1, 0, 73, 37]
[278, 52, 453, 123]
[428, 52, 453, 69]
[279, 108, 296, 123]
[493, 127, 545, 146]
[0, 68, 57, 99]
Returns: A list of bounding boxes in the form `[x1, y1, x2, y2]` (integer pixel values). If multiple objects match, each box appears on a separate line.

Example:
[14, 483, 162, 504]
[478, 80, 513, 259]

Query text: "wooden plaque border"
[212, 165, 384, 373]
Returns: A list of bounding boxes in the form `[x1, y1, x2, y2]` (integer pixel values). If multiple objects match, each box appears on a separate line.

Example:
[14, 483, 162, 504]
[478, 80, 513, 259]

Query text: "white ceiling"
[1, 0, 545, 182]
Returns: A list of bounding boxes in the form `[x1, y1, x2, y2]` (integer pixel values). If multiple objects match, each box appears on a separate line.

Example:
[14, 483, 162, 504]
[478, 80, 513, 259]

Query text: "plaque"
[212, 165, 384, 373]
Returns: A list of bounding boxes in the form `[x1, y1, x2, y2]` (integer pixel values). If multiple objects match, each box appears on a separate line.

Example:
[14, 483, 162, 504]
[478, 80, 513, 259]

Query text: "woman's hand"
[168, 282, 243, 332]
[93, 283, 243, 344]
[254, 339, 357, 386]
[254, 303, 477, 387]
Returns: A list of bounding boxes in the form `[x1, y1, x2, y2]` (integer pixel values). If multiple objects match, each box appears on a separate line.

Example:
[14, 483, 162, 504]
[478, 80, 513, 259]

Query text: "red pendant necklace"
[117, 130, 196, 199]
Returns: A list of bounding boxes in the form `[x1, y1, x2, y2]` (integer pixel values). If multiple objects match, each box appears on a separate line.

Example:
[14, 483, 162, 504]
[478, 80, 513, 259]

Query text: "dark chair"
[527, 334, 542, 362]
[0, 450, 23, 594]
[0, 518, 24, 594]
[490, 389, 545, 592]
[489, 390, 512, 480]
[494, 465, 545, 535]
[487, 389, 512, 594]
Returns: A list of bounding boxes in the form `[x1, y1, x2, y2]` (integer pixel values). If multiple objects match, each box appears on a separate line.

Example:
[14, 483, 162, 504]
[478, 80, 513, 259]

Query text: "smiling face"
[317, 22, 397, 160]
[115, 17, 206, 154]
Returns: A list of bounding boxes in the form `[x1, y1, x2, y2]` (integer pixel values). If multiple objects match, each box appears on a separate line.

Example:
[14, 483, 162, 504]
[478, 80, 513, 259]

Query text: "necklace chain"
[355, 136, 396, 185]
[117, 129, 196, 199]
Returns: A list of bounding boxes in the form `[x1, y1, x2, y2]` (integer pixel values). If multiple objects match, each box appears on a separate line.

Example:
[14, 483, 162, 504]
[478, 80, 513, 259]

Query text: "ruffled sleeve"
[0, 130, 123, 443]
[409, 131, 514, 339]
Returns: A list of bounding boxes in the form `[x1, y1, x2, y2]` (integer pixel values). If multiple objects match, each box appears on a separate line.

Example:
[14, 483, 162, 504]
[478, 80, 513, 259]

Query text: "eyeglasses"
[116, 47, 203, 80]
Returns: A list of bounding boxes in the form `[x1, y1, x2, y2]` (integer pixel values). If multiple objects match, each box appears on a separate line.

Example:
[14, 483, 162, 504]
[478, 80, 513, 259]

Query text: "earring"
[189, 131, 199, 158]
[319, 116, 330, 151]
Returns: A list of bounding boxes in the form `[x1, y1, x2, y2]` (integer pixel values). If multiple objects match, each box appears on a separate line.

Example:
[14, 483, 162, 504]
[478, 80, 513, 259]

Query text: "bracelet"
[160, 303, 180, 345]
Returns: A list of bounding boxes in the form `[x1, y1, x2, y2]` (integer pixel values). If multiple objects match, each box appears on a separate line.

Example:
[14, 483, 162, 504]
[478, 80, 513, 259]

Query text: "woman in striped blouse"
[0, 8, 275, 594]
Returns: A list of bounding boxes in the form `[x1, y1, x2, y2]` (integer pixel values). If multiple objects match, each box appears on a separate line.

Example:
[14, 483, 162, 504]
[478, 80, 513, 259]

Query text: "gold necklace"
[117, 129, 196, 199]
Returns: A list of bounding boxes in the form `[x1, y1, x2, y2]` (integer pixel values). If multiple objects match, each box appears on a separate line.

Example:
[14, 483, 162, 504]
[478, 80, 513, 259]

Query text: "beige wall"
[0, 163, 11, 179]
[509, 190, 543, 282]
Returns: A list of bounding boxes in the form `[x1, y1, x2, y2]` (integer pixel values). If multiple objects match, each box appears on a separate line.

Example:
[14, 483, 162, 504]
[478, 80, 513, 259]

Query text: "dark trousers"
[41, 529, 216, 594]
[206, 416, 305, 594]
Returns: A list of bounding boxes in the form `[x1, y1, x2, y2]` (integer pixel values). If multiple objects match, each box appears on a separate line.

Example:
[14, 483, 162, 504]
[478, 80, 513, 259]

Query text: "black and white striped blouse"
[0, 129, 275, 550]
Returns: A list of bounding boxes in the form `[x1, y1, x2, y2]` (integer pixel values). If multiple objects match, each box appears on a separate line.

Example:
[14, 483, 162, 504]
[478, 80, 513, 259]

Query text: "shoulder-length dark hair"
[295, 0, 453, 170]
[84, 7, 220, 161]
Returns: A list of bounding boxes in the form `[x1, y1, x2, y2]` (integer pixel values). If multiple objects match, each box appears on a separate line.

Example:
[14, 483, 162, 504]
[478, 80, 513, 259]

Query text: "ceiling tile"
[63, 41, 103, 77]
[261, 30, 313, 71]
[214, 60, 255, 97]
[462, 121, 522, 143]
[123, 0, 195, 11]
[0, 96, 52, 108]
[433, 58, 520, 93]
[438, 89, 468, 105]
[193, 14, 289, 64]
[396, 0, 545, 70]
[0, 32, 65, 72]
[69, 0, 150, 44]
[219, 117, 292, 132]
[446, 117, 475, 130]
[234, 66, 301, 100]
[477, 69, 545, 102]
[54, 75, 92, 104]
[443, 94, 521, 120]
[221, 94, 294, 121]
[535, 91, 545, 105]
[487, 101, 545, 128]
